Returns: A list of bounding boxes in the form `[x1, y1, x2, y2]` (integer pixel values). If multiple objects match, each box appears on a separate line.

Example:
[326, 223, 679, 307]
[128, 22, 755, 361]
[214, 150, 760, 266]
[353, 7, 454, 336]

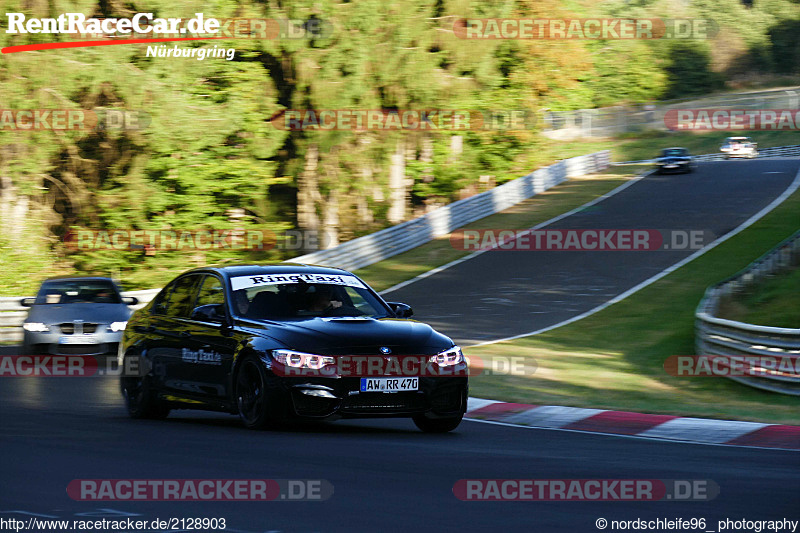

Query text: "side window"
[163, 275, 202, 318]
[190, 276, 227, 322]
[151, 284, 174, 315]
[344, 287, 367, 309]
[196, 276, 225, 307]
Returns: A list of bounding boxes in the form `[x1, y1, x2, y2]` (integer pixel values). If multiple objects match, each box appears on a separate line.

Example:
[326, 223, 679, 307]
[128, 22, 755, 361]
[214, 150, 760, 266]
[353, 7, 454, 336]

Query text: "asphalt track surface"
[3, 159, 800, 533]
[385, 159, 800, 345]
[1, 369, 798, 533]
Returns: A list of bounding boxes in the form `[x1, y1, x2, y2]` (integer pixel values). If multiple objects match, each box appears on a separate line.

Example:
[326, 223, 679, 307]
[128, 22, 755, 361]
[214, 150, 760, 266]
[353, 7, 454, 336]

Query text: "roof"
[42, 276, 115, 282]
[185, 263, 351, 279]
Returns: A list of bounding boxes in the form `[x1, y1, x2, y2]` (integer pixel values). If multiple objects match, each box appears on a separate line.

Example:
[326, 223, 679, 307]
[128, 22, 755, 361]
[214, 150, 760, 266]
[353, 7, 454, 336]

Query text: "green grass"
[718, 265, 800, 328]
[463, 187, 800, 425]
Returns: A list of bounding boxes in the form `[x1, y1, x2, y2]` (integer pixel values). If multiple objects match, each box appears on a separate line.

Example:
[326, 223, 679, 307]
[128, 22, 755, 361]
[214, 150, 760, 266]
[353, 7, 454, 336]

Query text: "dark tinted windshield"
[35, 279, 121, 304]
[661, 149, 688, 157]
[230, 274, 390, 320]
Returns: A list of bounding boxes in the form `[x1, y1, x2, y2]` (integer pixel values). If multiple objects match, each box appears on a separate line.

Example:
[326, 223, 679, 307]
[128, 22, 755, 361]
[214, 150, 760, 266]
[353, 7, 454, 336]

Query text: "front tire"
[412, 413, 463, 433]
[235, 356, 275, 429]
[121, 366, 170, 420]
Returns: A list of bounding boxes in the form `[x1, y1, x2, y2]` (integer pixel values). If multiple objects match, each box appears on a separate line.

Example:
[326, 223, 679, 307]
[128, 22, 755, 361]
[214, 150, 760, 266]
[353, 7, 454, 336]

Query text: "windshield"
[35, 279, 121, 304]
[229, 274, 391, 320]
[661, 149, 687, 157]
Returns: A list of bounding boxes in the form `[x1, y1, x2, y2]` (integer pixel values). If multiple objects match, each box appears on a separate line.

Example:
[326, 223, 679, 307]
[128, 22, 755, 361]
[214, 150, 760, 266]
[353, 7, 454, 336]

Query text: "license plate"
[59, 335, 98, 344]
[665, 164, 677, 168]
[360, 377, 418, 393]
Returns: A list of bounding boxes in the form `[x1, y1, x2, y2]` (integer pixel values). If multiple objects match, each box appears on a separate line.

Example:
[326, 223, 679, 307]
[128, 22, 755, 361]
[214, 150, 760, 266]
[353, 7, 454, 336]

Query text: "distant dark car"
[654, 147, 694, 174]
[21, 276, 137, 355]
[119, 265, 468, 432]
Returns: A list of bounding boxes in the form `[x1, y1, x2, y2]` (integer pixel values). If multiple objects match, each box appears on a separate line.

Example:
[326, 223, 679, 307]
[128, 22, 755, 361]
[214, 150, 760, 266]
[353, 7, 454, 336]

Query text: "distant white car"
[720, 137, 758, 159]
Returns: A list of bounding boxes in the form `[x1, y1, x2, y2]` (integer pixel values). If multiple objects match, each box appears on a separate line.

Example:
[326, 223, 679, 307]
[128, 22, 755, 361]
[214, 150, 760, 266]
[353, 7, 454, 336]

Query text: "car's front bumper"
[656, 163, 691, 173]
[272, 375, 468, 420]
[721, 149, 756, 158]
[23, 328, 123, 356]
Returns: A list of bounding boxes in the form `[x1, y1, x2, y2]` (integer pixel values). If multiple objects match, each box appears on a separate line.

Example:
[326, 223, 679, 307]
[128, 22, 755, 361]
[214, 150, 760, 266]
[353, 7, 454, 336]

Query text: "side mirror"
[191, 304, 227, 323]
[19, 297, 36, 307]
[122, 296, 139, 305]
[387, 302, 413, 319]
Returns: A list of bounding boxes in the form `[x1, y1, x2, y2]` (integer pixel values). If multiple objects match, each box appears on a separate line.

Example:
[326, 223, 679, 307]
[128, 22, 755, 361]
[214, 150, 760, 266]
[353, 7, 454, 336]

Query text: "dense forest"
[0, 0, 798, 292]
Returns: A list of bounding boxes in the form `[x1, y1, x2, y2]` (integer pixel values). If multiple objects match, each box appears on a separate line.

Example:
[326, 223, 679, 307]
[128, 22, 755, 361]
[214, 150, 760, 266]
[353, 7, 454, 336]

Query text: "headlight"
[109, 321, 128, 332]
[272, 349, 335, 370]
[22, 322, 49, 332]
[429, 346, 464, 367]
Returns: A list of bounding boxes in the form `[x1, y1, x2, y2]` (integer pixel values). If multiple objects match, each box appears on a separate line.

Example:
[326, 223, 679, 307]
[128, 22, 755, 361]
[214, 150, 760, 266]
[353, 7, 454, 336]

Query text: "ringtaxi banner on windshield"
[230, 273, 367, 291]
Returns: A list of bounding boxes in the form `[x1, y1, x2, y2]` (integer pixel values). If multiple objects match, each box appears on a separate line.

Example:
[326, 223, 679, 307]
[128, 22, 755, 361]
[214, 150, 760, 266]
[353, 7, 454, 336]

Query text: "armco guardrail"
[695, 230, 800, 395]
[292, 150, 611, 271]
[0, 289, 159, 344]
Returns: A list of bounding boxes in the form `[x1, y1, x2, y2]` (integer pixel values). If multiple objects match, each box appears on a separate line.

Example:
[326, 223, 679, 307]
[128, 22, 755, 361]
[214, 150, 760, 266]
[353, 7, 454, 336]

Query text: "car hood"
[250, 317, 453, 355]
[25, 303, 131, 324]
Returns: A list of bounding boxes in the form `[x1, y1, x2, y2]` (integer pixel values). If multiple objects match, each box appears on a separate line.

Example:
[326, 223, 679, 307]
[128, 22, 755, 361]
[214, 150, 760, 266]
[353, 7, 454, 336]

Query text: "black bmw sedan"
[119, 264, 468, 432]
[654, 147, 695, 174]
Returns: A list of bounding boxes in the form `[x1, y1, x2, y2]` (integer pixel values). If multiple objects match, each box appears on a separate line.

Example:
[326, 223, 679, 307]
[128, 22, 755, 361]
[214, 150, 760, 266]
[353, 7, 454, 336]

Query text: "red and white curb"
[465, 398, 800, 450]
